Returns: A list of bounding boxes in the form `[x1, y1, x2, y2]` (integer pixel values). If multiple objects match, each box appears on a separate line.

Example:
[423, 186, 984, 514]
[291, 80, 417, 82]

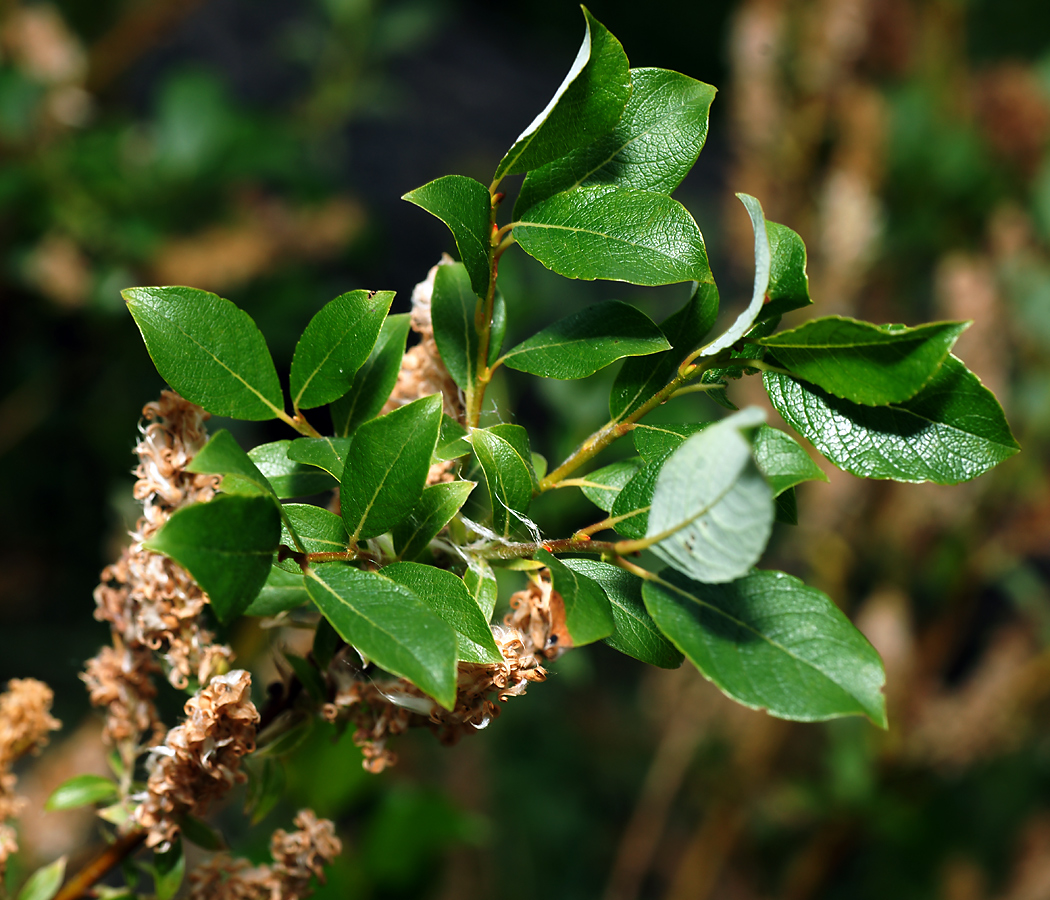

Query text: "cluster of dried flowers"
[324, 574, 567, 772]
[187, 809, 342, 900]
[83, 391, 232, 755]
[0, 679, 61, 875]
[135, 670, 259, 849]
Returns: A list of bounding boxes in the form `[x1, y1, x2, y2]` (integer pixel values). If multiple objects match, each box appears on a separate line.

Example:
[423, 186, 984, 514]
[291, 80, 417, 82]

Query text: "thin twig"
[54, 829, 147, 900]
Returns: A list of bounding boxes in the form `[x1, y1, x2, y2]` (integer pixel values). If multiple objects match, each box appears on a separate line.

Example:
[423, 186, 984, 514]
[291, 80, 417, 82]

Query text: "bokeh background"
[3, 0, 1050, 897]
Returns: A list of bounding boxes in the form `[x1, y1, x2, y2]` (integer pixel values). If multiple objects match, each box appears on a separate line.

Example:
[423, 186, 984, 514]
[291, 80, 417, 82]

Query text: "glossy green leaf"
[501, 300, 670, 379]
[187, 428, 272, 496]
[248, 440, 336, 498]
[562, 559, 682, 668]
[145, 494, 280, 622]
[758, 317, 968, 405]
[643, 569, 887, 726]
[431, 262, 482, 392]
[403, 176, 492, 299]
[288, 436, 352, 480]
[306, 564, 458, 709]
[751, 425, 828, 496]
[486, 424, 538, 486]
[45, 774, 118, 811]
[536, 550, 614, 646]
[698, 193, 770, 357]
[153, 838, 185, 900]
[609, 458, 663, 539]
[647, 407, 774, 584]
[610, 281, 719, 419]
[578, 457, 642, 512]
[382, 562, 501, 664]
[243, 567, 309, 616]
[494, 8, 630, 180]
[516, 67, 716, 216]
[760, 221, 811, 321]
[290, 289, 394, 410]
[515, 185, 712, 286]
[467, 429, 534, 538]
[764, 357, 1020, 484]
[124, 285, 283, 420]
[393, 480, 475, 562]
[775, 487, 798, 525]
[632, 422, 708, 463]
[16, 856, 66, 900]
[436, 415, 471, 461]
[464, 559, 498, 619]
[341, 394, 443, 541]
[330, 313, 411, 437]
[275, 504, 348, 573]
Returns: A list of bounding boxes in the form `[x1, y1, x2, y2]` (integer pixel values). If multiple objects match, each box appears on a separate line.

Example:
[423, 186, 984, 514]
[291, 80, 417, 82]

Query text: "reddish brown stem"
[54, 829, 147, 900]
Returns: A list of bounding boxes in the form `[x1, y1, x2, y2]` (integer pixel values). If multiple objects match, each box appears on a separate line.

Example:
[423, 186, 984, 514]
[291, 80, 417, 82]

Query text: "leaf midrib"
[146, 300, 282, 417]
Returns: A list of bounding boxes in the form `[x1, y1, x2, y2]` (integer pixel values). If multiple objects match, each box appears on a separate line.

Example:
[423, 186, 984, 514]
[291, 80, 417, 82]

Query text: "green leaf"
[153, 839, 185, 900]
[16, 856, 66, 900]
[464, 559, 499, 619]
[578, 457, 642, 512]
[243, 567, 310, 616]
[145, 494, 280, 622]
[392, 480, 475, 562]
[177, 814, 225, 851]
[486, 424, 538, 487]
[775, 487, 798, 525]
[403, 177, 492, 299]
[536, 550, 614, 646]
[760, 221, 811, 321]
[609, 458, 663, 539]
[467, 429, 534, 539]
[435, 415, 471, 461]
[489, 288, 508, 365]
[245, 757, 285, 825]
[610, 281, 719, 419]
[330, 313, 411, 437]
[431, 262, 482, 392]
[290, 289, 395, 410]
[285, 654, 327, 703]
[562, 559, 682, 668]
[306, 564, 458, 709]
[45, 774, 118, 811]
[288, 436, 353, 480]
[187, 428, 273, 496]
[643, 569, 887, 726]
[758, 317, 968, 405]
[124, 285, 284, 421]
[312, 617, 341, 670]
[515, 67, 716, 216]
[631, 422, 708, 463]
[697, 193, 771, 358]
[500, 300, 670, 379]
[647, 407, 774, 584]
[248, 441, 337, 498]
[494, 7, 631, 180]
[764, 357, 1020, 484]
[341, 394, 443, 541]
[382, 562, 501, 664]
[751, 425, 828, 496]
[515, 185, 712, 286]
[275, 504, 348, 573]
